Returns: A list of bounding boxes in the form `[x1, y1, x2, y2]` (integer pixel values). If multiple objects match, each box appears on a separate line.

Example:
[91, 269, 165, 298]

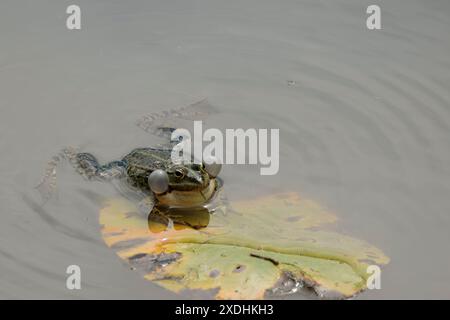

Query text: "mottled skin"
[74, 146, 219, 214]
[123, 148, 210, 193]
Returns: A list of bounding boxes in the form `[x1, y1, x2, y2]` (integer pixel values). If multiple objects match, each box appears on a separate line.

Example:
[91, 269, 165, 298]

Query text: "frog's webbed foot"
[36, 146, 79, 202]
[136, 98, 217, 140]
[37, 148, 126, 203]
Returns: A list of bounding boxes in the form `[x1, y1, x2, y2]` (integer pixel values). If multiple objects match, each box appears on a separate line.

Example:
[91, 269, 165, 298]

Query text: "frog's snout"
[188, 170, 209, 187]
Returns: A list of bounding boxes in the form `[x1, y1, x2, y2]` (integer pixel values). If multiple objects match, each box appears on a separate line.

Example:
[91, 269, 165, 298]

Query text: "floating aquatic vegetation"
[100, 193, 389, 299]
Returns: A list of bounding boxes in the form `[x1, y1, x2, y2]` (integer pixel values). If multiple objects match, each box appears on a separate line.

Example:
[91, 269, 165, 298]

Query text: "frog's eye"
[203, 156, 222, 178]
[148, 169, 169, 194]
[174, 168, 186, 179]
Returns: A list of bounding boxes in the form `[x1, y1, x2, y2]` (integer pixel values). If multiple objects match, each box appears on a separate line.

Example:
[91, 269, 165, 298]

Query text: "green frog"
[37, 99, 225, 215]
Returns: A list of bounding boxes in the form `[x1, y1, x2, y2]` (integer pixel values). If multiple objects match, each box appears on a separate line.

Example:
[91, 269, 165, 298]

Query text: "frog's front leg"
[205, 183, 237, 216]
[76, 153, 126, 181]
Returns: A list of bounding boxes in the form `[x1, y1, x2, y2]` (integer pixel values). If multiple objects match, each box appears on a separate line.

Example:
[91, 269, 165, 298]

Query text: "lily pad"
[99, 193, 389, 299]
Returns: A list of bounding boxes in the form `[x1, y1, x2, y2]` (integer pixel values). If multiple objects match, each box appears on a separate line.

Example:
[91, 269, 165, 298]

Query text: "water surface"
[1, 0, 450, 299]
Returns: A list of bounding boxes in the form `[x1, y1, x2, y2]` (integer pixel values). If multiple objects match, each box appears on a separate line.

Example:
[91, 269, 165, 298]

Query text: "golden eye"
[174, 168, 185, 179]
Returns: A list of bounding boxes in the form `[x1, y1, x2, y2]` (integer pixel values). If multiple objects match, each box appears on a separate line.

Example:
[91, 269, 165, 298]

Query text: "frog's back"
[123, 148, 171, 190]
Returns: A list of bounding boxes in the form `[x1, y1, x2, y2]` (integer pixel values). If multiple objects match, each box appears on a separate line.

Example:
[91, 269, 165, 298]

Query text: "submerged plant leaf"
[99, 193, 389, 299]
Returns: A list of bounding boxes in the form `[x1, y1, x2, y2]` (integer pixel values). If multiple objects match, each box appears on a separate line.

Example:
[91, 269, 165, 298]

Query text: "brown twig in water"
[250, 253, 279, 266]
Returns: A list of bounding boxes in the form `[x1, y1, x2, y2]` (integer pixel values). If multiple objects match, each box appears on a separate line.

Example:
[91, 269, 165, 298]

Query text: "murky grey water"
[1, 0, 450, 299]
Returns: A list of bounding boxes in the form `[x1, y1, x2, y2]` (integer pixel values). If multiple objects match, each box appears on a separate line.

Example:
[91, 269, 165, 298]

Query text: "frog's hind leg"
[136, 98, 217, 138]
[36, 147, 79, 202]
[37, 148, 125, 202]
[75, 153, 126, 181]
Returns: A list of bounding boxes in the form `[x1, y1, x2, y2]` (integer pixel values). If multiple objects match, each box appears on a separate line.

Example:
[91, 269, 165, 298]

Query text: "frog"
[36, 99, 226, 216]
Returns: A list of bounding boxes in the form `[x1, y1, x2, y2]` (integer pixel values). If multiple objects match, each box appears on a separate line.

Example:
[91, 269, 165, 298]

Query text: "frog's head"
[148, 158, 221, 206]
[167, 163, 211, 191]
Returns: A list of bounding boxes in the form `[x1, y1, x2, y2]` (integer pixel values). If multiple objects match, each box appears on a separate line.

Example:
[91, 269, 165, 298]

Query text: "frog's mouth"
[156, 178, 217, 207]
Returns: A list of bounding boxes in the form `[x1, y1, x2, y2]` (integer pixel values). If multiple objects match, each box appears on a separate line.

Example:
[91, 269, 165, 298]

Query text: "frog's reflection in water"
[148, 205, 210, 233]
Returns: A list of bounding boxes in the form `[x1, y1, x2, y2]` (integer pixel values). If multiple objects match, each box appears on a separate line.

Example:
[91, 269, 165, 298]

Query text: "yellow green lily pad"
[99, 193, 389, 299]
